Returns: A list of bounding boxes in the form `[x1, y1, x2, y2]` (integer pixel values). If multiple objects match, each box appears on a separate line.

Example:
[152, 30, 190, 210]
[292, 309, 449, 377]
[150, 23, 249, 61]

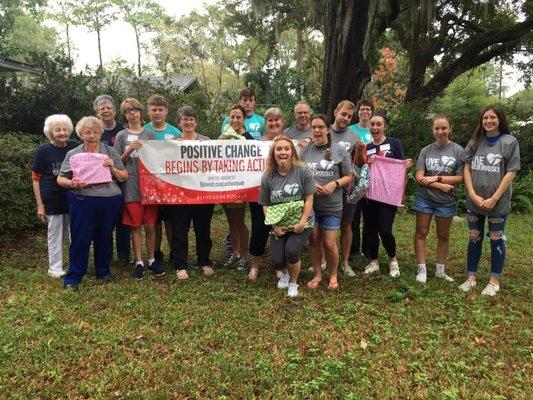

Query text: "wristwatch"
[334, 180, 340, 187]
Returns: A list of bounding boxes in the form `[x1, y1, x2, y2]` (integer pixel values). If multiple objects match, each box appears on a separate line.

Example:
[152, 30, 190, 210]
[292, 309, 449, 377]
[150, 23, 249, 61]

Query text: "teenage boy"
[221, 87, 265, 139]
[94, 94, 130, 263]
[143, 94, 181, 264]
[330, 100, 359, 277]
[348, 99, 372, 144]
[284, 100, 312, 141]
[115, 98, 165, 280]
[348, 100, 373, 260]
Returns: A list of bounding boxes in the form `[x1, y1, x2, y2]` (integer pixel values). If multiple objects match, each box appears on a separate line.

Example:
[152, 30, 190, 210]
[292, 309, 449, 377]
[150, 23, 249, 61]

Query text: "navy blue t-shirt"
[32, 140, 79, 215]
[101, 121, 124, 146]
[366, 136, 404, 160]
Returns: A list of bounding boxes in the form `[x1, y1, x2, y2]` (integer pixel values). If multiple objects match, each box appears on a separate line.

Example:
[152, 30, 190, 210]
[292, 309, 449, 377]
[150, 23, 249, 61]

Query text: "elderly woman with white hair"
[32, 114, 79, 278]
[248, 107, 285, 281]
[57, 116, 128, 290]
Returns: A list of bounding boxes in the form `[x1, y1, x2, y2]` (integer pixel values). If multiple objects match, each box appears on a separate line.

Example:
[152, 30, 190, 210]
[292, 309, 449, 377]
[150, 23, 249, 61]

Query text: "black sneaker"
[133, 263, 144, 280]
[154, 249, 164, 264]
[148, 261, 166, 277]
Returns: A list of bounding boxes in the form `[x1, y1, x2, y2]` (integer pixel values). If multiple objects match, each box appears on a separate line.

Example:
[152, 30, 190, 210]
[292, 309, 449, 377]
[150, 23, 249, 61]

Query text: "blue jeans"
[466, 211, 507, 278]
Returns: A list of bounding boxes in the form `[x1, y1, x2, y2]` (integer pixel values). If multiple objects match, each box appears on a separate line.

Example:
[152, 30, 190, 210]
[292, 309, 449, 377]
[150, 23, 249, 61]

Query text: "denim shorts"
[411, 195, 457, 218]
[315, 213, 342, 230]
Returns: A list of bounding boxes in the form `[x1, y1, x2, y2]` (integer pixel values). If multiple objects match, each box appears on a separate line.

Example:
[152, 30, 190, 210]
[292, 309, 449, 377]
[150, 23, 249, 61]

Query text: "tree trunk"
[320, 0, 400, 116]
[97, 28, 103, 70]
[295, 25, 305, 97]
[66, 23, 71, 60]
[135, 28, 142, 76]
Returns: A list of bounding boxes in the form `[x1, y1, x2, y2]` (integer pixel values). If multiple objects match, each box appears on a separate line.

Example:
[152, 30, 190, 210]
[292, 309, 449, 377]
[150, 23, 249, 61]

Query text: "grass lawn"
[0, 209, 531, 399]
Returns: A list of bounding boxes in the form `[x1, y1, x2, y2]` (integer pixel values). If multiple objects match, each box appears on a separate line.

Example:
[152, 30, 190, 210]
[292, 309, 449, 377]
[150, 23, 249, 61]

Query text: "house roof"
[140, 75, 198, 91]
[0, 57, 43, 74]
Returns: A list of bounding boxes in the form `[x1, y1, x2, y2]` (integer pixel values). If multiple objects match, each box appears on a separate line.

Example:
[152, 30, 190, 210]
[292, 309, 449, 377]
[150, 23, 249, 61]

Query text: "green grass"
[1, 209, 532, 399]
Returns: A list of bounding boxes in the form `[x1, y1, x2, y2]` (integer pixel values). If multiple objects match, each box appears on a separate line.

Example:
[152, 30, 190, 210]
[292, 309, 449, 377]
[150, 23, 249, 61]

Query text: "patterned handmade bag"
[70, 152, 112, 185]
[264, 200, 313, 230]
[346, 164, 370, 204]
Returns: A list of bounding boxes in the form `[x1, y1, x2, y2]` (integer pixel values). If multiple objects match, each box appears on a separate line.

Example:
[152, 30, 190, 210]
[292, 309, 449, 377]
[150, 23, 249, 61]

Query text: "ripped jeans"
[466, 211, 507, 278]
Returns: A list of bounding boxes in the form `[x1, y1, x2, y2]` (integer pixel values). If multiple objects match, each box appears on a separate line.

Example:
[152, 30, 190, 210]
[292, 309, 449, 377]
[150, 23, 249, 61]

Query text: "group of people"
[32, 87, 521, 297]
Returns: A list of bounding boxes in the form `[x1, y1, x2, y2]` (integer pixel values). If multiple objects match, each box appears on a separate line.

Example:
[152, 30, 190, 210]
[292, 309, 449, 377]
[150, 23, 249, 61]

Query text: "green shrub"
[405, 170, 532, 214]
[0, 133, 44, 238]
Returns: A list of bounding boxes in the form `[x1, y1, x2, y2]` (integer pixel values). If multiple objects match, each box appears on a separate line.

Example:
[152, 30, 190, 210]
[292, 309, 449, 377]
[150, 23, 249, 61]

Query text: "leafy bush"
[0, 133, 43, 238]
[405, 170, 532, 214]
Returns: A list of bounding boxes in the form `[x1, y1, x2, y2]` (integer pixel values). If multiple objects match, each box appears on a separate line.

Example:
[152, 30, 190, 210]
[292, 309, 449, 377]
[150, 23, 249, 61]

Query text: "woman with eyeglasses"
[301, 114, 353, 290]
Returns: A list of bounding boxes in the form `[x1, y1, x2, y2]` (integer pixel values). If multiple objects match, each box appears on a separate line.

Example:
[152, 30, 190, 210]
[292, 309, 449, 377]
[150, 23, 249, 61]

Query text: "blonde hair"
[43, 114, 73, 140]
[264, 107, 284, 121]
[266, 135, 303, 177]
[335, 100, 356, 112]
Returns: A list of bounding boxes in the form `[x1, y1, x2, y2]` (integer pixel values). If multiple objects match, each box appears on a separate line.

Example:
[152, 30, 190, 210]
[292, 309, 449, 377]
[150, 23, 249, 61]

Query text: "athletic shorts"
[122, 201, 158, 227]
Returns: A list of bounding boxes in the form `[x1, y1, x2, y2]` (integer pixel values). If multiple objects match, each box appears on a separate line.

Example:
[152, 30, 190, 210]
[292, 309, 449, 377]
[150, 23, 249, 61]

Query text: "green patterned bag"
[264, 200, 312, 230]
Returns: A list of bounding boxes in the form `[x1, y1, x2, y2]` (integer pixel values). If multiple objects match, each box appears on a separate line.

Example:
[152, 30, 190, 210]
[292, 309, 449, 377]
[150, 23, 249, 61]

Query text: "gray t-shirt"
[114, 128, 155, 202]
[259, 165, 315, 224]
[301, 143, 351, 214]
[415, 141, 464, 205]
[283, 125, 311, 141]
[463, 134, 520, 215]
[59, 143, 125, 197]
[330, 127, 357, 154]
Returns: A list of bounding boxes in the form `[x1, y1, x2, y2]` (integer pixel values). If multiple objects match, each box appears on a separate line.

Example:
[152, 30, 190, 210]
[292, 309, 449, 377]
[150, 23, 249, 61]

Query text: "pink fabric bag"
[366, 156, 407, 206]
[70, 152, 112, 185]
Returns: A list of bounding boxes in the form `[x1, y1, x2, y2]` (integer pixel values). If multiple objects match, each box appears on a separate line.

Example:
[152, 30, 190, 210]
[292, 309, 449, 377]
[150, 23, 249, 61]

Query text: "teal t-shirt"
[348, 124, 372, 144]
[143, 122, 181, 140]
[221, 113, 265, 140]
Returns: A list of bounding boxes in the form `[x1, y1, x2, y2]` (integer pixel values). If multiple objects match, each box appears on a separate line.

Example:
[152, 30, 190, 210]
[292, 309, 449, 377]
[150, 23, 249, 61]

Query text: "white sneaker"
[341, 264, 356, 277]
[308, 262, 327, 273]
[277, 272, 290, 289]
[287, 283, 299, 297]
[435, 272, 455, 282]
[458, 279, 476, 292]
[363, 262, 379, 275]
[47, 269, 65, 278]
[415, 267, 427, 283]
[389, 260, 400, 277]
[275, 270, 283, 279]
[481, 283, 500, 296]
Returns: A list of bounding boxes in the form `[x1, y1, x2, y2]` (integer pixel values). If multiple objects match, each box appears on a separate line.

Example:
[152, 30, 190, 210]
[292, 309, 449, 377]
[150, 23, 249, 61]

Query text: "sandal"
[327, 279, 339, 290]
[307, 278, 322, 289]
[176, 269, 189, 280]
[248, 267, 259, 282]
[201, 266, 214, 277]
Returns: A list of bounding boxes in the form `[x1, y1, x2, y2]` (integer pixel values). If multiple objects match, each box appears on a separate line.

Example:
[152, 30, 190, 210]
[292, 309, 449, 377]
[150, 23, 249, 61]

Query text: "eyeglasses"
[82, 129, 101, 136]
[124, 108, 141, 115]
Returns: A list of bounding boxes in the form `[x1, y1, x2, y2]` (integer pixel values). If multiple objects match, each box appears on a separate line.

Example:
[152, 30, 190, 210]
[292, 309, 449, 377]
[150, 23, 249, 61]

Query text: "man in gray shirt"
[330, 100, 359, 276]
[283, 100, 312, 141]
